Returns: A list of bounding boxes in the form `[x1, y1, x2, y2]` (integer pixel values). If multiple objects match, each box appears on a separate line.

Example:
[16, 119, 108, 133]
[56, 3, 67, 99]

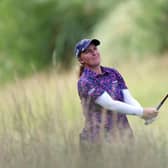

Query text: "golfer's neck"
[86, 65, 102, 74]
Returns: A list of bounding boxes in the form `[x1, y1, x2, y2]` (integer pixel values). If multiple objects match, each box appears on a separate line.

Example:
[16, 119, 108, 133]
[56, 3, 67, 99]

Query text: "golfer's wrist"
[138, 107, 144, 117]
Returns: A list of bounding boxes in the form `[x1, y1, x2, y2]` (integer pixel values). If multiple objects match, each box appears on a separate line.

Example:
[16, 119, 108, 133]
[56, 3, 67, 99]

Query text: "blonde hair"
[78, 64, 85, 78]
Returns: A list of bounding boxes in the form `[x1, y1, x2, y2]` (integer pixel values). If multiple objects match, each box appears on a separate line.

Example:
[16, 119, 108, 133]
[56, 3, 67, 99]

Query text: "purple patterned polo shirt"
[77, 66, 133, 143]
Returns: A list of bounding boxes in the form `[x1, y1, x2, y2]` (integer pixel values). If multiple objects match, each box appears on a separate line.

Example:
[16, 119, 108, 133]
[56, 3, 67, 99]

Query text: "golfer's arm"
[95, 91, 143, 116]
[122, 89, 142, 107]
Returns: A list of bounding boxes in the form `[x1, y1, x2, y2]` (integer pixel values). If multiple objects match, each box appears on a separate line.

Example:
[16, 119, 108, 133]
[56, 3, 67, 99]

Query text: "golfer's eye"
[93, 46, 97, 50]
[83, 47, 97, 54]
[83, 49, 91, 54]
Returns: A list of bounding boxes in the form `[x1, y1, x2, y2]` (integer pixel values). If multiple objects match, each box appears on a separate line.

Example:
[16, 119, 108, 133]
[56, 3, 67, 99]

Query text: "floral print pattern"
[78, 66, 133, 143]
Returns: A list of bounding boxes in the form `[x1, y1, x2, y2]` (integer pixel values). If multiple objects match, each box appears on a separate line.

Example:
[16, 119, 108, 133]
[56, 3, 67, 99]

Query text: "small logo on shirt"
[112, 80, 118, 84]
[88, 88, 95, 95]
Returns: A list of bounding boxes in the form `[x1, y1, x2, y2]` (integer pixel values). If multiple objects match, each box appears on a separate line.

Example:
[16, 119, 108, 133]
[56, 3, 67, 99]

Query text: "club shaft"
[156, 94, 168, 111]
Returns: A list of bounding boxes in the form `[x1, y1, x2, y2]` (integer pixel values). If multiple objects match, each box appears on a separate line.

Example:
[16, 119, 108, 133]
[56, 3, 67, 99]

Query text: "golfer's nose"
[91, 49, 97, 56]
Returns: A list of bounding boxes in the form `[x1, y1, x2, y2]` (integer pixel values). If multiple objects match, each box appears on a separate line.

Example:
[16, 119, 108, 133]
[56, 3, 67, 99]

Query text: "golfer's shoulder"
[103, 66, 120, 74]
[77, 76, 92, 88]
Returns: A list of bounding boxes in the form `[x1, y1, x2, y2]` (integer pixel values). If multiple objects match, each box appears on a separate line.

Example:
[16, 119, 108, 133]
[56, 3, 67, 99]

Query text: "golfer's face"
[79, 44, 100, 67]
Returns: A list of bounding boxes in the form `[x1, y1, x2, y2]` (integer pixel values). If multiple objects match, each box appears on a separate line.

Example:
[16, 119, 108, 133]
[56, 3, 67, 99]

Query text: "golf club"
[145, 94, 168, 125]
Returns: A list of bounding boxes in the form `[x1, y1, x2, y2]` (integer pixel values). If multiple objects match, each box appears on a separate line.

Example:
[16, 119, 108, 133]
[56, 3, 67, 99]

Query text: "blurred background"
[0, 0, 168, 167]
[0, 0, 168, 83]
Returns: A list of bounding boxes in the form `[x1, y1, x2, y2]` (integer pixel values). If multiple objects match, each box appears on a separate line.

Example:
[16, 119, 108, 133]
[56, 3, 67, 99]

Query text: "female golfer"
[75, 38, 158, 143]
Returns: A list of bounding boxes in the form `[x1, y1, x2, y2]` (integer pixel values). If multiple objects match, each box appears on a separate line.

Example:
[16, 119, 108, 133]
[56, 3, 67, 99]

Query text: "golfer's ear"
[78, 57, 84, 64]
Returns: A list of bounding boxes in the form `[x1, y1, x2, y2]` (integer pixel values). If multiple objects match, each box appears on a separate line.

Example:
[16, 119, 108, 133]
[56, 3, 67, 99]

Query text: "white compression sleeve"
[95, 91, 143, 116]
[122, 89, 142, 108]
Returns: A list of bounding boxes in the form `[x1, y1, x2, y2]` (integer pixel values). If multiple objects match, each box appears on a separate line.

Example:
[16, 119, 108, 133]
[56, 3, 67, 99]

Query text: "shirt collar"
[83, 66, 109, 78]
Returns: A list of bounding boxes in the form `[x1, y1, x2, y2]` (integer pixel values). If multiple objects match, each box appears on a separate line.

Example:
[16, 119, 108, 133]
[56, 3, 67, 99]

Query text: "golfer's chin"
[91, 60, 101, 67]
[91, 62, 100, 68]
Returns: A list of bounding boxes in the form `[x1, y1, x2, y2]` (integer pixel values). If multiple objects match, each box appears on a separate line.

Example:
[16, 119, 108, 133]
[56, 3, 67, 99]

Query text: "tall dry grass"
[0, 59, 168, 168]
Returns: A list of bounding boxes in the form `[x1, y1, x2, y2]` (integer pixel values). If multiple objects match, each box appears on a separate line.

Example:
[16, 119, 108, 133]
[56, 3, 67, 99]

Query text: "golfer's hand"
[142, 108, 158, 120]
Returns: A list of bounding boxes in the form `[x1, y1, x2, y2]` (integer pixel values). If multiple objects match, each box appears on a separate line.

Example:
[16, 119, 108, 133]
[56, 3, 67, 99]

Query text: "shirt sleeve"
[122, 89, 142, 107]
[113, 69, 128, 89]
[77, 79, 105, 101]
[95, 91, 143, 116]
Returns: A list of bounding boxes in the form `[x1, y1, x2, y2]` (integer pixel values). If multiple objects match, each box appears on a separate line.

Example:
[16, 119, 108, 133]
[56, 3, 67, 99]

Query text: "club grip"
[144, 94, 168, 125]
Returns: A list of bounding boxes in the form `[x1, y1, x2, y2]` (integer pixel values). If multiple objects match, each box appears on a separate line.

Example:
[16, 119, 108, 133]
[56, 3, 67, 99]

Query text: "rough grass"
[0, 57, 168, 168]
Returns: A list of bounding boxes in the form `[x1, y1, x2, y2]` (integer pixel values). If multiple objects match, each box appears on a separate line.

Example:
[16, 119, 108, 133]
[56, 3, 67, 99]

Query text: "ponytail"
[78, 64, 85, 78]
